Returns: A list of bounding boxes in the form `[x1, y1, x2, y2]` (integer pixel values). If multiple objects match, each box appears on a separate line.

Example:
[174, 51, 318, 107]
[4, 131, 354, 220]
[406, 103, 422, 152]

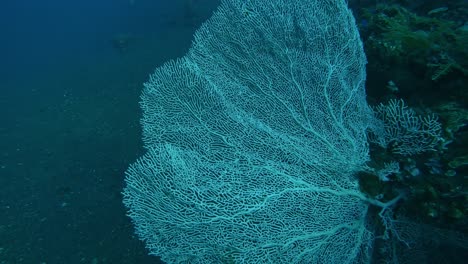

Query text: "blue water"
[2, 0, 216, 84]
[0, 1, 219, 263]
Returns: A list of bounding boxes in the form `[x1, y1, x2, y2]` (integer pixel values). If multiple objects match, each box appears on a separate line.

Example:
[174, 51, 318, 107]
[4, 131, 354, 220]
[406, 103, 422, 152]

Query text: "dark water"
[1, 1, 219, 263]
[1, 0, 466, 263]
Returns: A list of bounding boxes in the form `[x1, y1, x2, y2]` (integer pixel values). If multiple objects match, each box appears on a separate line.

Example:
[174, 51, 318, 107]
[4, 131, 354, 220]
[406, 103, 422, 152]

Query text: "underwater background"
[0, 0, 466, 263]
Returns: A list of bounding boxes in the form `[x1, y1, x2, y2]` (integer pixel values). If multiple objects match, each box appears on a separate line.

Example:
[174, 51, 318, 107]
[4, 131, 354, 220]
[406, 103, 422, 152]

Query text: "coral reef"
[361, 4, 467, 103]
[353, 4, 468, 260]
